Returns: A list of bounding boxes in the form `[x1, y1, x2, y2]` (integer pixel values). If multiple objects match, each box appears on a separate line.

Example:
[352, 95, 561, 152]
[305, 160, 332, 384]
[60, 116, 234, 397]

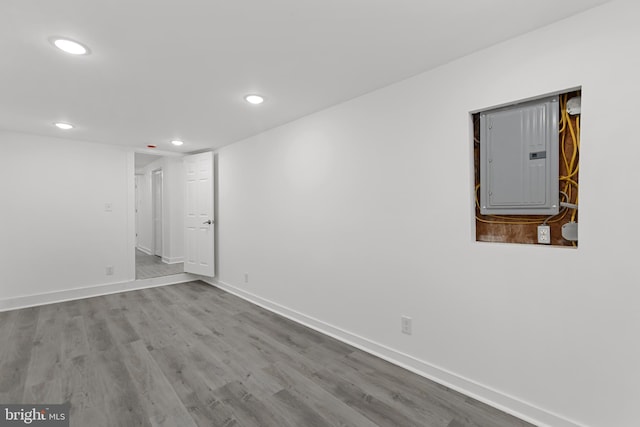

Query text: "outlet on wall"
[106, 266, 114, 276]
[244, 272, 249, 284]
[401, 316, 412, 335]
[537, 225, 551, 244]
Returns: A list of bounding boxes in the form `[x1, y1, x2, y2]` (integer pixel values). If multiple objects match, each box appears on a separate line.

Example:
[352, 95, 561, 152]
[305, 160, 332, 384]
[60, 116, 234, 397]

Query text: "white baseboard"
[136, 246, 152, 255]
[0, 273, 197, 312]
[204, 278, 585, 427]
[162, 256, 184, 264]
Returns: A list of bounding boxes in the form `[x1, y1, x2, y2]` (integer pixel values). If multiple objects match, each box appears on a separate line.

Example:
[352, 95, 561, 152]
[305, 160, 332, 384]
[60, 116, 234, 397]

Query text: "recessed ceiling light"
[171, 140, 184, 146]
[54, 122, 74, 130]
[244, 94, 264, 105]
[51, 37, 90, 55]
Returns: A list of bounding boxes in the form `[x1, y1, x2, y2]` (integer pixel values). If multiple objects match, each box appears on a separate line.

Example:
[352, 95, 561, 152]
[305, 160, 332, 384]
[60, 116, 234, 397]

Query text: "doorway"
[134, 153, 185, 279]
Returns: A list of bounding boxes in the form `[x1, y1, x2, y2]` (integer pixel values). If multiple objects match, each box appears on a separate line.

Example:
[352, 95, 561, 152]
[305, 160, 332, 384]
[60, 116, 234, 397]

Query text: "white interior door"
[184, 152, 215, 276]
[152, 169, 163, 256]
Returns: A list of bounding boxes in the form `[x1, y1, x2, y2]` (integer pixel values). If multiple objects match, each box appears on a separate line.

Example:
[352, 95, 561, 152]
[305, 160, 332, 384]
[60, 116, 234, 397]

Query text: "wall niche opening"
[473, 89, 581, 247]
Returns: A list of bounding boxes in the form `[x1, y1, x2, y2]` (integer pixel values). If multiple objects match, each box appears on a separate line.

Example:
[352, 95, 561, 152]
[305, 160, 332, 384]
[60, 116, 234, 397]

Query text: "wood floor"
[0, 281, 534, 427]
[135, 249, 184, 279]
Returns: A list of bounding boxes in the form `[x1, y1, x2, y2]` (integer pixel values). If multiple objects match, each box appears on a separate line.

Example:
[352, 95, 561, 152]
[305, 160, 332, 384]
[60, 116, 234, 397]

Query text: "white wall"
[0, 131, 135, 301]
[135, 161, 155, 255]
[135, 156, 184, 263]
[216, 1, 640, 426]
[164, 157, 185, 262]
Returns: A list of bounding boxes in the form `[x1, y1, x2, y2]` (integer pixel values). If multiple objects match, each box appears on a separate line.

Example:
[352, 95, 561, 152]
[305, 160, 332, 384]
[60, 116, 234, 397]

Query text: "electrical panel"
[480, 96, 559, 215]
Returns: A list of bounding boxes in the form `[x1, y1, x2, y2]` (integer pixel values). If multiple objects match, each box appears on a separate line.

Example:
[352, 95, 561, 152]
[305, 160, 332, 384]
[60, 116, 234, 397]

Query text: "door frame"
[134, 174, 142, 247]
[129, 149, 206, 282]
[152, 168, 164, 257]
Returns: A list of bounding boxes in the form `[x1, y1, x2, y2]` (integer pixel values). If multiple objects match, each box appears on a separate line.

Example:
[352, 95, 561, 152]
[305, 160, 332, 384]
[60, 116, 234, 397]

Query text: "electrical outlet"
[537, 225, 551, 244]
[106, 266, 114, 276]
[244, 272, 249, 284]
[401, 316, 412, 335]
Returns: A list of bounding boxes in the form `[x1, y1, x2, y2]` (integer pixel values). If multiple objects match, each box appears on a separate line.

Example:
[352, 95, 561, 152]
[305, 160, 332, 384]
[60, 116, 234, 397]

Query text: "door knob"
[203, 220, 213, 225]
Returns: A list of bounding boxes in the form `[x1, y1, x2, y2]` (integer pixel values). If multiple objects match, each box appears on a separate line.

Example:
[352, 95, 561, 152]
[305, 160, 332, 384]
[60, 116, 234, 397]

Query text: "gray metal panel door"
[480, 96, 559, 215]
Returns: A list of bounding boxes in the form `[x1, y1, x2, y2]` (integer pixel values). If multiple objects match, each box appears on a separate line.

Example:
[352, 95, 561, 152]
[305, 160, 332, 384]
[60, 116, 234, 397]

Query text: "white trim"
[152, 168, 164, 257]
[204, 278, 585, 427]
[0, 274, 197, 312]
[126, 152, 137, 282]
[162, 256, 184, 264]
[136, 246, 153, 255]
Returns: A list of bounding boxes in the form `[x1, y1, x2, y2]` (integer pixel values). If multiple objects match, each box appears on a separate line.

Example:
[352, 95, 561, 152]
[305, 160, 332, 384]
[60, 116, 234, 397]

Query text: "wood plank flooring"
[135, 249, 184, 279]
[0, 281, 535, 427]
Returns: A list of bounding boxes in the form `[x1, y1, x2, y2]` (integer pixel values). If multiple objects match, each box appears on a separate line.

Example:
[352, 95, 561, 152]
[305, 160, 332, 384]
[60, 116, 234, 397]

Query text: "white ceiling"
[0, 0, 611, 153]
